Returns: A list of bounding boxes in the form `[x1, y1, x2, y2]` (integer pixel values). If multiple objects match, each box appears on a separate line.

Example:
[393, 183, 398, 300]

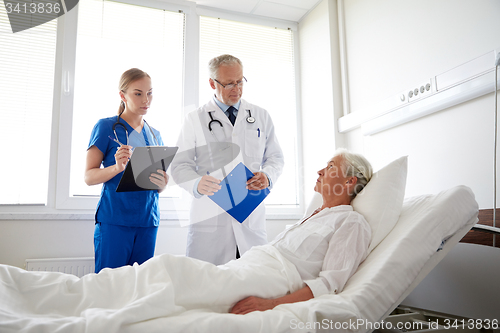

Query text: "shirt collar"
[212, 95, 241, 112]
[321, 205, 354, 213]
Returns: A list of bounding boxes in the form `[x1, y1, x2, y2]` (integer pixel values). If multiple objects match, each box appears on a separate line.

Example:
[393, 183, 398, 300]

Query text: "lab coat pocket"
[244, 129, 265, 159]
[284, 223, 333, 260]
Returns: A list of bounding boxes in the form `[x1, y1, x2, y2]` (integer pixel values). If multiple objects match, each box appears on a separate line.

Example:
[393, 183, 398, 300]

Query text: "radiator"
[25, 257, 95, 277]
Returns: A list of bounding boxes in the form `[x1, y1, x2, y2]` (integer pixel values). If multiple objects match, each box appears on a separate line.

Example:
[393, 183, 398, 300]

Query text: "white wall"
[298, 0, 343, 206]
[339, 0, 500, 208]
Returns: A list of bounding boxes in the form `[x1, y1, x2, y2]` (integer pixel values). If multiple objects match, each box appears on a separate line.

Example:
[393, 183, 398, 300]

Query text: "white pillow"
[352, 156, 408, 252]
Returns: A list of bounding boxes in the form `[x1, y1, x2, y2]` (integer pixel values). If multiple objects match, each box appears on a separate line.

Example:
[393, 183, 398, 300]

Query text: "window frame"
[54, 0, 192, 216]
[0, 0, 304, 220]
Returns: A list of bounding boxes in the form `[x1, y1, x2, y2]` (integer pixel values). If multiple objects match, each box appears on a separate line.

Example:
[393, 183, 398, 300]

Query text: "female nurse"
[85, 68, 168, 273]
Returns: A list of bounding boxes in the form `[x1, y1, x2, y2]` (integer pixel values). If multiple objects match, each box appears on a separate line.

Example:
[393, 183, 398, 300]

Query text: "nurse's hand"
[246, 172, 269, 191]
[150, 169, 169, 192]
[114, 145, 133, 173]
[198, 175, 221, 196]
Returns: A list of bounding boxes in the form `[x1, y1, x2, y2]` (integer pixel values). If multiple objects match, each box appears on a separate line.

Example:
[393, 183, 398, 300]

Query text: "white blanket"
[0, 246, 304, 333]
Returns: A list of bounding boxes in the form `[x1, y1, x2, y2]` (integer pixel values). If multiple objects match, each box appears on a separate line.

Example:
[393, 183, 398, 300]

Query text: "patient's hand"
[229, 296, 276, 315]
[230, 286, 314, 315]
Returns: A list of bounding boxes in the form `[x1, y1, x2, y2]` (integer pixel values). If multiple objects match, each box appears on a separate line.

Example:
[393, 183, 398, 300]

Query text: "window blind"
[0, 2, 57, 204]
[199, 16, 298, 205]
[69, 0, 185, 197]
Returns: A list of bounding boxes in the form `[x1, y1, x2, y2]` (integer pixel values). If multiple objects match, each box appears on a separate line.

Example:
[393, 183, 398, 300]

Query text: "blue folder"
[209, 162, 270, 223]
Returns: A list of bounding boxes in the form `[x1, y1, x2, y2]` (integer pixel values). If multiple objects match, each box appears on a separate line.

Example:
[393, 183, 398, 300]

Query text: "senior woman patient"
[0, 149, 373, 329]
[230, 148, 372, 314]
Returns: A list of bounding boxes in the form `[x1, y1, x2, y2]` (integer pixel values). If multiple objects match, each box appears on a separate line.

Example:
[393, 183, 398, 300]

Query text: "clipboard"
[116, 146, 178, 192]
[209, 162, 270, 223]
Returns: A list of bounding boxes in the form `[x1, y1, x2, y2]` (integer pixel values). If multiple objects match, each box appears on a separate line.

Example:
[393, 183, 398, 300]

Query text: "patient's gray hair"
[335, 148, 373, 198]
[208, 54, 243, 80]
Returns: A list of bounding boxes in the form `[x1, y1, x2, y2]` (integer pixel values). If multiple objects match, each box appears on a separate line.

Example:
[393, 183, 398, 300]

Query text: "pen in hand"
[108, 135, 124, 146]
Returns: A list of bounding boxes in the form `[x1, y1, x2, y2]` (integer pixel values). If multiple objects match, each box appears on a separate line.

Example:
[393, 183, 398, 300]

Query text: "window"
[1, 0, 302, 216]
[0, 2, 57, 204]
[68, 0, 185, 199]
[199, 16, 299, 206]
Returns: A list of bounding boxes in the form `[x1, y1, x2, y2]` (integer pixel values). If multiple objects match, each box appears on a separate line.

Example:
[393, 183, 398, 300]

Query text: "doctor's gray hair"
[208, 54, 243, 80]
[334, 148, 373, 198]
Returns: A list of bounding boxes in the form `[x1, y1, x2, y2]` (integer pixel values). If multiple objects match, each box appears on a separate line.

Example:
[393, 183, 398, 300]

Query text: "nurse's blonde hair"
[117, 68, 151, 115]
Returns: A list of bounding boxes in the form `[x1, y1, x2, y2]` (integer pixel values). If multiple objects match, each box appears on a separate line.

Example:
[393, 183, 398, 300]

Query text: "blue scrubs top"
[88, 116, 164, 227]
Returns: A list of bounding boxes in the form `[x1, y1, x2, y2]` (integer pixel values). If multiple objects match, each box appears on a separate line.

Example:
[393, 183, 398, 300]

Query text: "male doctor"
[171, 54, 284, 265]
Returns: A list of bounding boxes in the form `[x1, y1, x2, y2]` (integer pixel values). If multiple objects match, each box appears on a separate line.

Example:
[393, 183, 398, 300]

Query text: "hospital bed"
[0, 156, 479, 333]
[395, 242, 500, 324]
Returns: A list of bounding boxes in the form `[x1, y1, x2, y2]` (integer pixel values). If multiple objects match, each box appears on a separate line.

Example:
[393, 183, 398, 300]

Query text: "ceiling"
[185, 0, 322, 22]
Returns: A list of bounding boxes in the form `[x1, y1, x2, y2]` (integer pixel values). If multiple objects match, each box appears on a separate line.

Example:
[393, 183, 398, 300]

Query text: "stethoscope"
[208, 109, 255, 132]
[112, 113, 160, 146]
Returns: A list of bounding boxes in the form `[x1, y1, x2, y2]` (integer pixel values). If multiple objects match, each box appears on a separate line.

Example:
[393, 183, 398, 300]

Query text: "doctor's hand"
[114, 145, 133, 173]
[230, 296, 276, 315]
[246, 172, 269, 191]
[197, 175, 221, 196]
[150, 169, 169, 192]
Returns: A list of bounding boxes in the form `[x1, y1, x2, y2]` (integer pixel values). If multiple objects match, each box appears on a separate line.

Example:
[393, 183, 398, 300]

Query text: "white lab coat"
[171, 98, 284, 265]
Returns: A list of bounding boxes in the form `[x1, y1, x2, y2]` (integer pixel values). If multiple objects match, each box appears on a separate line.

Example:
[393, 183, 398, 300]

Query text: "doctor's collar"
[212, 95, 241, 112]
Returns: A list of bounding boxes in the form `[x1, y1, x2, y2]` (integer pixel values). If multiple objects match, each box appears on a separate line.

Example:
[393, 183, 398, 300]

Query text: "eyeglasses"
[213, 77, 247, 90]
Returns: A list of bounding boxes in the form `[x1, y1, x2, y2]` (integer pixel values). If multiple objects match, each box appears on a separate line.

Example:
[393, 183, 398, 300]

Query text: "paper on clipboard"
[208, 162, 270, 223]
[116, 146, 178, 192]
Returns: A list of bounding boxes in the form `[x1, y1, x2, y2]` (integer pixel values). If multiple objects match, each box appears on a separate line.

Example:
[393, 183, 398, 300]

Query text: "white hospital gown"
[270, 205, 371, 297]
